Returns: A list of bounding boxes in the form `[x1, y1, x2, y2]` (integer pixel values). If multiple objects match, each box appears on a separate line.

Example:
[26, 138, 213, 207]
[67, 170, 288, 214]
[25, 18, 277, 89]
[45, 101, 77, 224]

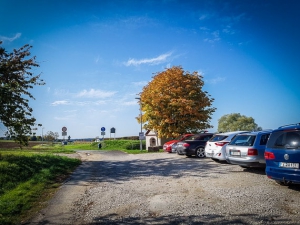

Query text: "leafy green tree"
[218, 113, 260, 132]
[139, 66, 216, 138]
[0, 41, 45, 146]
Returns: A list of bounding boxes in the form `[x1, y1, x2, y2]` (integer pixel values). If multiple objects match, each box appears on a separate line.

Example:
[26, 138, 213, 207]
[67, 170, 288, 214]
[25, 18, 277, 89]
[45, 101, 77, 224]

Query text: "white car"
[205, 131, 248, 161]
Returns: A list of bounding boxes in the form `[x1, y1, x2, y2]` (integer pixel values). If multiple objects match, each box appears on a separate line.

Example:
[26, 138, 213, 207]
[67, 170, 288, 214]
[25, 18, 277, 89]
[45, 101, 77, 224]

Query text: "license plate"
[230, 150, 240, 156]
[279, 162, 299, 169]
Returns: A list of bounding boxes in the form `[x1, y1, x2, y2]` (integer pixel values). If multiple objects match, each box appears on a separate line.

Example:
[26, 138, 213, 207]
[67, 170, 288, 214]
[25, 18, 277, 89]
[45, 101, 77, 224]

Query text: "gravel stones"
[28, 151, 300, 225]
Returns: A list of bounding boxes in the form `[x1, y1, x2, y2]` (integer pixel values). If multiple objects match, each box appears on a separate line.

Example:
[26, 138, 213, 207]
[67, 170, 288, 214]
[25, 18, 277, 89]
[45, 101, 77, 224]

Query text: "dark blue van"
[265, 123, 300, 185]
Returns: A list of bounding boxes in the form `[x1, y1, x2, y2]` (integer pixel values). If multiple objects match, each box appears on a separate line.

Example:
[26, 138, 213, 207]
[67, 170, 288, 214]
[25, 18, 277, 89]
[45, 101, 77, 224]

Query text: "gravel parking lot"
[28, 150, 300, 225]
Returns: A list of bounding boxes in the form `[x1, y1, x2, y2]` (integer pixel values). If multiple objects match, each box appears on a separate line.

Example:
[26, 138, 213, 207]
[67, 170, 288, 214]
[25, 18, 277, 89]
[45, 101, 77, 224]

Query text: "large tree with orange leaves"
[138, 66, 216, 138]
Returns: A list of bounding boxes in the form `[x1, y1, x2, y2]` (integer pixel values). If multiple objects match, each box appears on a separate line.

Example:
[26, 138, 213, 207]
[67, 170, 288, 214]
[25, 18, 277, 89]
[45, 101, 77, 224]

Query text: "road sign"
[101, 127, 105, 132]
[62, 126, 67, 132]
[139, 132, 145, 140]
[110, 127, 116, 133]
[101, 131, 105, 136]
[62, 132, 67, 136]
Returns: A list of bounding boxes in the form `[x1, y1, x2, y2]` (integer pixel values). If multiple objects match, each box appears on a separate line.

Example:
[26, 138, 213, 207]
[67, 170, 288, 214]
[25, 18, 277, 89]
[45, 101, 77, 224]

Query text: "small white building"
[145, 130, 172, 151]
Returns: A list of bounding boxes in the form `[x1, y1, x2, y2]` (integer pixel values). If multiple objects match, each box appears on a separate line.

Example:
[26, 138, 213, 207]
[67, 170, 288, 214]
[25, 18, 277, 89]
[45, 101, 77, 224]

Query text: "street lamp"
[135, 97, 143, 151]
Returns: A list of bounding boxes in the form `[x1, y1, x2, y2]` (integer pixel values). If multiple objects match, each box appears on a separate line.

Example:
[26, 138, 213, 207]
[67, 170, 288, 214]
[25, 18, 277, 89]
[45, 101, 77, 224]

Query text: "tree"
[218, 113, 260, 132]
[0, 41, 45, 146]
[139, 66, 216, 138]
[44, 131, 59, 142]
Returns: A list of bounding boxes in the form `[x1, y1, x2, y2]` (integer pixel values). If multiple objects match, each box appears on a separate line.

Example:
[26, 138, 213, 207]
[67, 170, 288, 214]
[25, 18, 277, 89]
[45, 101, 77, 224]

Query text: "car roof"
[236, 130, 272, 136]
[215, 131, 249, 135]
[275, 123, 300, 131]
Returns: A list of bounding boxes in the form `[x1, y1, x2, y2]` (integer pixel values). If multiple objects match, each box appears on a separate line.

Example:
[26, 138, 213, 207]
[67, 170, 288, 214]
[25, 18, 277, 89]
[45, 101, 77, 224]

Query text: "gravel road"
[27, 150, 300, 225]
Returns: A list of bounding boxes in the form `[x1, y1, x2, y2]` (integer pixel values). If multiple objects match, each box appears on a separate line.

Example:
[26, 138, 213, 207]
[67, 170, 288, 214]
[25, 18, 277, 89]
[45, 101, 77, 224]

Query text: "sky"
[0, 0, 299, 139]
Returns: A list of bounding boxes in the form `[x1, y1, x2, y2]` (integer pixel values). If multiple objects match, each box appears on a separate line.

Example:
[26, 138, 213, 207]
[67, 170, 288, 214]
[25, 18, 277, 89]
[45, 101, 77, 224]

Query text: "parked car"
[176, 133, 214, 158]
[225, 130, 272, 168]
[163, 134, 194, 153]
[171, 142, 178, 153]
[205, 131, 248, 161]
[265, 123, 300, 185]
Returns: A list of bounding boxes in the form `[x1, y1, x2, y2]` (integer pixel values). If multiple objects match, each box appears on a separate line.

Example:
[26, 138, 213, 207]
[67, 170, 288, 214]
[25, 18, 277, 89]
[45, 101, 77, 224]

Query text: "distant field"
[0, 141, 43, 149]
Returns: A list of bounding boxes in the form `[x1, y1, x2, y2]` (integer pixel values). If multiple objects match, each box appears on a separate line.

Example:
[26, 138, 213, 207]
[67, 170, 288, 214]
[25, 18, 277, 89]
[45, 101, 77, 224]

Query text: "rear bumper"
[227, 159, 265, 167]
[185, 149, 196, 156]
[205, 152, 213, 158]
[211, 151, 226, 161]
[266, 167, 300, 184]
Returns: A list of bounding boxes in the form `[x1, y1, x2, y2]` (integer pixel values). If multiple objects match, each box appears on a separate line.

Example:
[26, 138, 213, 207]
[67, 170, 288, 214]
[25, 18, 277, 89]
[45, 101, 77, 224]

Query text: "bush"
[125, 141, 146, 150]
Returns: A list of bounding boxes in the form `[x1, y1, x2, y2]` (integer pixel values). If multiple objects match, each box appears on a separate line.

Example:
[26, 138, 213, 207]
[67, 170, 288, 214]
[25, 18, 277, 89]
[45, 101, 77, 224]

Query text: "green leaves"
[0, 43, 45, 147]
[218, 113, 259, 132]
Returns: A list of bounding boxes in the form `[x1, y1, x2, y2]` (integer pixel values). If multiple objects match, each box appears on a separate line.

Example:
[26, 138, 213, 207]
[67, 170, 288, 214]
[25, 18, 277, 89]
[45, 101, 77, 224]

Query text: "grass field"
[0, 139, 162, 224]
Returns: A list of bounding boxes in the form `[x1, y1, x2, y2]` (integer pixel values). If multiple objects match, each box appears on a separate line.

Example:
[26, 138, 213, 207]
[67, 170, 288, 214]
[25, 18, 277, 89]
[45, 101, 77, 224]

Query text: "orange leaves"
[139, 66, 216, 138]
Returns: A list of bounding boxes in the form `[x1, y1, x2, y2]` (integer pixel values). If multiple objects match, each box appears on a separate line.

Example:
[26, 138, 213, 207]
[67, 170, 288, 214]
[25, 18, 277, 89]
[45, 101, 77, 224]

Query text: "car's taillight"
[264, 151, 275, 160]
[183, 143, 190, 147]
[247, 148, 258, 156]
[215, 142, 228, 147]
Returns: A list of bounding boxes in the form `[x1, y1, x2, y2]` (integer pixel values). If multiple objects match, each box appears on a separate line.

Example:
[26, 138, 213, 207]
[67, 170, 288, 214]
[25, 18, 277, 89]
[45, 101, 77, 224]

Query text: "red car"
[163, 134, 194, 153]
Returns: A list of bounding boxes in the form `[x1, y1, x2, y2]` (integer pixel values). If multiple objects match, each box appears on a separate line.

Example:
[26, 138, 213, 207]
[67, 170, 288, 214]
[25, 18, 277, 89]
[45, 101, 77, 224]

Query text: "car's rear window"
[188, 134, 212, 141]
[209, 135, 228, 142]
[175, 135, 184, 141]
[267, 130, 300, 149]
[229, 135, 256, 146]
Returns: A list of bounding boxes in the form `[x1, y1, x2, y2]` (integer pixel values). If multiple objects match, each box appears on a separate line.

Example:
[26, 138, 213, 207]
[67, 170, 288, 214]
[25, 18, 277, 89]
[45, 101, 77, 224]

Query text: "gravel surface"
[27, 150, 300, 225]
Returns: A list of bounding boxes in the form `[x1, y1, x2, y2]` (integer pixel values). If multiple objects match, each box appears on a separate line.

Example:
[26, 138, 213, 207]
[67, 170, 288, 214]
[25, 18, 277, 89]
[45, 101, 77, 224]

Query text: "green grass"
[0, 152, 81, 225]
[32, 139, 149, 152]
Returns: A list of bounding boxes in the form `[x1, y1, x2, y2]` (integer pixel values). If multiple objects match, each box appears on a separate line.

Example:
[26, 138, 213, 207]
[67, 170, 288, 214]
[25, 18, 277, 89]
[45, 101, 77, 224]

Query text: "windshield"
[209, 135, 227, 142]
[229, 135, 256, 146]
[185, 134, 212, 141]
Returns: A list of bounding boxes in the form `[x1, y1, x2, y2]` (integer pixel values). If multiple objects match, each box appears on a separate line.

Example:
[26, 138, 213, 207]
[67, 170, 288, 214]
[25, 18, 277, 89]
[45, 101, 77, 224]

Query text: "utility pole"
[135, 97, 143, 151]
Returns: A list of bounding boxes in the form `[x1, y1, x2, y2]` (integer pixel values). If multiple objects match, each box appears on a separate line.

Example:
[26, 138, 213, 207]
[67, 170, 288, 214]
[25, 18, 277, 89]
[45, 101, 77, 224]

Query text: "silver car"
[225, 130, 272, 168]
[205, 131, 248, 161]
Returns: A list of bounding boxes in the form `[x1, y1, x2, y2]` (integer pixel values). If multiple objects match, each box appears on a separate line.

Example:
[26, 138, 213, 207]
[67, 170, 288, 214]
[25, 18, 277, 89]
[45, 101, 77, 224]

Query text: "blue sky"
[1, 0, 299, 139]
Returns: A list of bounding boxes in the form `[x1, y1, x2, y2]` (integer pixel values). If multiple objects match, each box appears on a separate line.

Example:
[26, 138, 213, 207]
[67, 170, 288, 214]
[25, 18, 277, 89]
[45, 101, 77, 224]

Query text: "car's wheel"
[196, 147, 205, 158]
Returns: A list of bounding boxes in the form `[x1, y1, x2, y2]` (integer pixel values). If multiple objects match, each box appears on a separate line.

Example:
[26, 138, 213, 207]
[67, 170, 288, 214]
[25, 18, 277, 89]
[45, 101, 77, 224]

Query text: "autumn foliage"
[139, 66, 216, 138]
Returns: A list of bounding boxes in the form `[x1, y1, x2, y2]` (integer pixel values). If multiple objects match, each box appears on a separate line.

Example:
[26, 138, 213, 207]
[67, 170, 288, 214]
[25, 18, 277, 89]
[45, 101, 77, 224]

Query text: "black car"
[176, 133, 214, 158]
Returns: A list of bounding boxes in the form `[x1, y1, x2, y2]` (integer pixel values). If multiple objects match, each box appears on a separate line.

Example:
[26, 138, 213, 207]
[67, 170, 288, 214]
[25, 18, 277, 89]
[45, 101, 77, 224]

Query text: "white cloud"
[206, 76, 226, 84]
[76, 89, 116, 98]
[199, 13, 214, 21]
[0, 33, 21, 42]
[51, 100, 70, 106]
[132, 81, 148, 86]
[200, 26, 209, 31]
[124, 52, 173, 66]
[122, 100, 138, 106]
[51, 99, 107, 107]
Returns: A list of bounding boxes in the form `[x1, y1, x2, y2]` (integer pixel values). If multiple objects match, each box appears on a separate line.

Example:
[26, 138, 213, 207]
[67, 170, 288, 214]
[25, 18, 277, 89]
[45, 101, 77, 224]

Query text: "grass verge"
[0, 151, 81, 225]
